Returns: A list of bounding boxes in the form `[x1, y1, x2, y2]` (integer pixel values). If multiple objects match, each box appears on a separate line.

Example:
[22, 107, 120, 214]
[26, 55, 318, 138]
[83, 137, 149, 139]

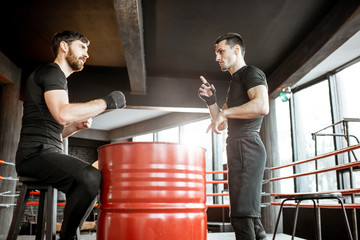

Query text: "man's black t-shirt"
[226, 65, 268, 140]
[16, 63, 67, 163]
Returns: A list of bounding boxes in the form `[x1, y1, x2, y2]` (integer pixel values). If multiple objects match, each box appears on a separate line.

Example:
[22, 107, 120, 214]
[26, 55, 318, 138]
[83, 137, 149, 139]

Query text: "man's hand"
[62, 118, 93, 138]
[198, 76, 216, 106]
[206, 111, 227, 134]
[102, 91, 126, 110]
[76, 118, 92, 130]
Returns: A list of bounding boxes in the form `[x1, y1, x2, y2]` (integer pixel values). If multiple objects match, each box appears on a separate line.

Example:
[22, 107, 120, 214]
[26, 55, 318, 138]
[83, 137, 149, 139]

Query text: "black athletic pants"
[16, 148, 101, 240]
[226, 132, 267, 240]
[231, 217, 267, 240]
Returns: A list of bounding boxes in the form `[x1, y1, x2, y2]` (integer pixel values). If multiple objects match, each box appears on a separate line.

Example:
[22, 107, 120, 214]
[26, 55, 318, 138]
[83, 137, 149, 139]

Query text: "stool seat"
[275, 192, 342, 200]
[7, 176, 57, 240]
[272, 192, 353, 240]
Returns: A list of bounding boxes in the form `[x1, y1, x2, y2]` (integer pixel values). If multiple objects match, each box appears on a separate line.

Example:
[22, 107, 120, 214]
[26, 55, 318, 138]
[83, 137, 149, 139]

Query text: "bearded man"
[15, 31, 126, 240]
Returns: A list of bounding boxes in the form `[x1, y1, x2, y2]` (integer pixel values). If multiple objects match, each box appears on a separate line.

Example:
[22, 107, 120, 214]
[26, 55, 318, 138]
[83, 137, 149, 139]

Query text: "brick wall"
[68, 145, 98, 164]
[68, 137, 109, 164]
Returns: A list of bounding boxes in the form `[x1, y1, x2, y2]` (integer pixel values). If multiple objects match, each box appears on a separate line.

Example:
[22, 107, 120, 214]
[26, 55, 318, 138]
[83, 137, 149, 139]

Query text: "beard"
[66, 48, 84, 72]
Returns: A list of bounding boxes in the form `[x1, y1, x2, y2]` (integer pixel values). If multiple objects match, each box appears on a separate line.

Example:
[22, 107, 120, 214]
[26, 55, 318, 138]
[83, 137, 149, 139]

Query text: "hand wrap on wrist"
[199, 82, 217, 106]
[102, 91, 126, 110]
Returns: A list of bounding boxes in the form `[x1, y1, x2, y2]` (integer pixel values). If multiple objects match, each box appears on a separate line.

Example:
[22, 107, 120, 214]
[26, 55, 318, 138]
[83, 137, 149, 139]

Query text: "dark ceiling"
[1, 0, 360, 109]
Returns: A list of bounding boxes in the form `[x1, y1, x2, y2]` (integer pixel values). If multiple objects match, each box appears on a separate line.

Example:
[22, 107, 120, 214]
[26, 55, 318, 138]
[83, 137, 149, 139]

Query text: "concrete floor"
[14, 232, 306, 240]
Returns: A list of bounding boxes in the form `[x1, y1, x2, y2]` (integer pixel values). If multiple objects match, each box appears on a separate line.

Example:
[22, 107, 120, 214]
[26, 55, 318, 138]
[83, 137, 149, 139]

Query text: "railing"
[270, 144, 360, 238]
[270, 119, 360, 239]
[270, 143, 360, 205]
[205, 170, 230, 232]
[0, 160, 17, 208]
[206, 170, 229, 208]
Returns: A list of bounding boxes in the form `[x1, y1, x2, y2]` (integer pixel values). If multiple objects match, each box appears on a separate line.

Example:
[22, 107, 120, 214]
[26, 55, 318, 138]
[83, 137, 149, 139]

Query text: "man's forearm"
[57, 99, 106, 126]
[222, 98, 269, 120]
[62, 123, 80, 139]
[208, 103, 221, 120]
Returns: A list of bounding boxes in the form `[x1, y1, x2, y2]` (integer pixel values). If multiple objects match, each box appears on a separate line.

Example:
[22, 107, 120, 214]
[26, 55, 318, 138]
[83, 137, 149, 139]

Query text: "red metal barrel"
[97, 142, 207, 240]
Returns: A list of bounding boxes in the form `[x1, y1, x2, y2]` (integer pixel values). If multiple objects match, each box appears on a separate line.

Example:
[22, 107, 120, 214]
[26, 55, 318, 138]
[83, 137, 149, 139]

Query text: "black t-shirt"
[226, 65, 268, 140]
[16, 63, 67, 162]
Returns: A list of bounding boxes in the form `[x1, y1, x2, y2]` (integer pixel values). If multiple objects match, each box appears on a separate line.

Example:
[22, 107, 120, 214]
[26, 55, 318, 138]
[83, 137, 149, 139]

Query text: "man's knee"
[76, 165, 102, 196]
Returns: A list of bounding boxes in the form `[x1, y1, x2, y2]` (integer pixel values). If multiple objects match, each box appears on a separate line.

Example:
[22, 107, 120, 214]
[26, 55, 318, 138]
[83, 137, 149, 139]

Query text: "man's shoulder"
[245, 65, 264, 74]
[36, 63, 60, 73]
[35, 63, 65, 80]
[244, 65, 266, 79]
[243, 65, 267, 89]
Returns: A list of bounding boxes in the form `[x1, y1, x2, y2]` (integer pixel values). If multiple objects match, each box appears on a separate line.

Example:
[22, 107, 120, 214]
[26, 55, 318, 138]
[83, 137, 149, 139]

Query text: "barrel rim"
[98, 141, 206, 152]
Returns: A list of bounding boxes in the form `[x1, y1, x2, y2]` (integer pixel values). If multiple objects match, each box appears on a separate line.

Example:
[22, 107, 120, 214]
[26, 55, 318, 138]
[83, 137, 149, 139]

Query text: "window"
[292, 80, 334, 192]
[275, 97, 294, 193]
[180, 119, 216, 204]
[333, 61, 360, 149]
[275, 59, 360, 196]
[335, 61, 360, 120]
[157, 127, 179, 143]
[133, 133, 154, 142]
[333, 61, 360, 190]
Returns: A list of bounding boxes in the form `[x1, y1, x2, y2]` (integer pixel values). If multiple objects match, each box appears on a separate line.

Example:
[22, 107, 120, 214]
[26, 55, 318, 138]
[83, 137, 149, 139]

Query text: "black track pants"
[16, 149, 102, 240]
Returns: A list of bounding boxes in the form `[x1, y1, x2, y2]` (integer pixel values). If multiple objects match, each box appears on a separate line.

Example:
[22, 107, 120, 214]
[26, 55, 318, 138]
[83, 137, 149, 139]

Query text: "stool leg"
[76, 196, 97, 239]
[272, 199, 288, 240]
[6, 184, 30, 240]
[79, 197, 97, 229]
[36, 190, 46, 240]
[292, 200, 302, 240]
[46, 187, 57, 240]
[311, 199, 319, 240]
[76, 227, 81, 240]
[338, 197, 353, 240]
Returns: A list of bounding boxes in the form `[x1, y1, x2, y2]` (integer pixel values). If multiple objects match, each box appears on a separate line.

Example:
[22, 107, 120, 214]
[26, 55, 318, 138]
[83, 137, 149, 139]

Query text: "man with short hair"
[16, 31, 126, 240]
[198, 32, 269, 240]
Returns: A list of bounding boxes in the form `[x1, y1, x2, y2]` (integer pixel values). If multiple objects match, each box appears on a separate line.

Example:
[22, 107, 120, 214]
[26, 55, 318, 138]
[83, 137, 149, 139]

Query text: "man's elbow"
[258, 104, 269, 116]
[253, 96, 269, 116]
[263, 105, 270, 115]
[56, 118, 68, 126]
[56, 112, 73, 126]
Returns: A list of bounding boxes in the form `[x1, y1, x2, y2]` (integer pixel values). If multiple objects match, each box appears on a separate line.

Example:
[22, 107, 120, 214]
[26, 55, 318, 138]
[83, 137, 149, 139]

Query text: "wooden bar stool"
[272, 192, 353, 240]
[7, 177, 57, 240]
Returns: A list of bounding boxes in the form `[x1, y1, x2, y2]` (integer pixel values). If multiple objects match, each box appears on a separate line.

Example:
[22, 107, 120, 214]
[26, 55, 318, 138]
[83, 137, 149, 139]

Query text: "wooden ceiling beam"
[113, 0, 146, 95]
[268, 0, 360, 98]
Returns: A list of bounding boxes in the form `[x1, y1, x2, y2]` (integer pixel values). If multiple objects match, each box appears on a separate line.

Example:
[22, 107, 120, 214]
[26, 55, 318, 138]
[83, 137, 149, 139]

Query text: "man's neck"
[54, 58, 73, 78]
[229, 59, 246, 75]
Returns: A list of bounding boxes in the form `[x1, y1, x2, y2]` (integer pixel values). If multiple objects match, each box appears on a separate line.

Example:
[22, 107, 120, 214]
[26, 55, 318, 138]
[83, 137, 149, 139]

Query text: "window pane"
[335, 61, 360, 148]
[334, 61, 360, 191]
[293, 80, 335, 192]
[133, 133, 153, 142]
[181, 119, 212, 149]
[158, 127, 179, 143]
[335, 61, 360, 119]
[275, 97, 294, 193]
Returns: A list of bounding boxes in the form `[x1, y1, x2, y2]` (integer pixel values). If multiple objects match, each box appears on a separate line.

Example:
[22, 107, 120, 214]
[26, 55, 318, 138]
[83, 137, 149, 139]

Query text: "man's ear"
[234, 45, 241, 56]
[59, 41, 69, 54]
